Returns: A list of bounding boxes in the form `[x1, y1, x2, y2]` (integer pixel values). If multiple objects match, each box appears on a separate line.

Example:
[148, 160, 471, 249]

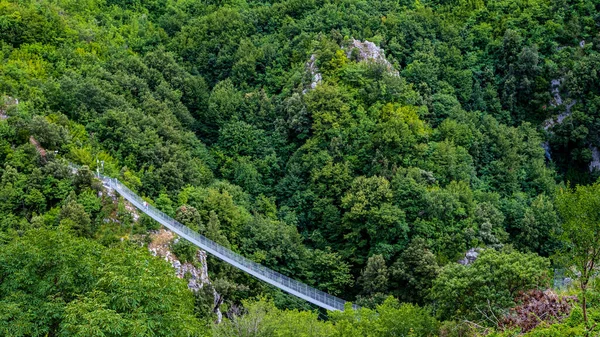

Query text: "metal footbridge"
[100, 175, 350, 311]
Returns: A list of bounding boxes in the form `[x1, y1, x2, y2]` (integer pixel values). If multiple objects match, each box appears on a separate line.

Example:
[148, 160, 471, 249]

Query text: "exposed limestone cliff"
[345, 38, 399, 76]
[148, 229, 224, 323]
[101, 183, 224, 322]
[303, 54, 321, 94]
[0, 95, 18, 119]
[542, 41, 600, 171]
[303, 39, 398, 93]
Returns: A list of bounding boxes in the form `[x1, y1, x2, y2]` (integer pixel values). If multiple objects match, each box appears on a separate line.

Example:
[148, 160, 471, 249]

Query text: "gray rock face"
[543, 78, 600, 172]
[553, 269, 573, 289]
[542, 141, 552, 160]
[347, 39, 385, 61]
[148, 229, 210, 292]
[346, 39, 399, 76]
[303, 39, 399, 94]
[148, 229, 223, 322]
[124, 201, 140, 222]
[0, 96, 18, 120]
[101, 181, 223, 321]
[458, 248, 481, 265]
[303, 54, 322, 94]
[198, 250, 223, 323]
[543, 79, 576, 131]
[590, 146, 600, 172]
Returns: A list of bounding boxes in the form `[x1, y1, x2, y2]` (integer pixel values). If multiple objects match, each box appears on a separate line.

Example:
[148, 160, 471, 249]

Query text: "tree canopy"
[2, 0, 600, 335]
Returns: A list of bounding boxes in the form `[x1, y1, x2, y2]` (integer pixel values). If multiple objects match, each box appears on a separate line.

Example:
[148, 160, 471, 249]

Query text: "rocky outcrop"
[590, 146, 600, 172]
[345, 39, 399, 76]
[198, 249, 224, 323]
[542, 141, 552, 160]
[0, 96, 18, 119]
[543, 79, 576, 131]
[303, 39, 398, 93]
[458, 248, 481, 265]
[148, 229, 223, 323]
[123, 201, 140, 222]
[148, 230, 207, 290]
[543, 79, 600, 172]
[542, 79, 580, 164]
[99, 181, 224, 322]
[542, 41, 600, 172]
[303, 54, 322, 94]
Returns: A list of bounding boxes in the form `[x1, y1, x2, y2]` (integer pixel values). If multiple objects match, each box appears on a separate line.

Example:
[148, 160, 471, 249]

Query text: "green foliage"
[0, 229, 204, 336]
[176, 204, 204, 232]
[214, 297, 438, 337]
[341, 176, 408, 263]
[514, 194, 561, 256]
[556, 181, 600, 327]
[3, 0, 600, 332]
[330, 297, 439, 337]
[430, 248, 550, 323]
[305, 248, 353, 297]
[59, 192, 92, 237]
[390, 238, 440, 304]
[213, 298, 334, 337]
[172, 239, 198, 264]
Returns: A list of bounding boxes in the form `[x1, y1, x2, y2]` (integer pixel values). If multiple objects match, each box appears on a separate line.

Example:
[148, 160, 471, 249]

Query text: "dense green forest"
[3, 0, 600, 335]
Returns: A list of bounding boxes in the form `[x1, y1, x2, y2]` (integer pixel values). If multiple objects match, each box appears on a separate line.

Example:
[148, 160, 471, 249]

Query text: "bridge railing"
[99, 174, 349, 311]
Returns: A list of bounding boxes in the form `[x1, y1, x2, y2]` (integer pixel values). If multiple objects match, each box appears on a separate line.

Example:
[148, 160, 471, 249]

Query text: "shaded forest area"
[2, 0, 600, 335]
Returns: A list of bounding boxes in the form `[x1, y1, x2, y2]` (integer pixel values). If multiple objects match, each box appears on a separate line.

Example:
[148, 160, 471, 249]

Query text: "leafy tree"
[202, 79, 244, 142]
[59, 192, 92, 237]
[175, 204, 204, 232]
[27, 115, 70, 151]
[516, 194, 561, 256]
[304, 83, 353, 137]
[555, 182, 600, 329]
[204, 210, 230, 248]
[0, 229, 204, 336]
[240, 214, 306, 276]
[213, 298, 333, 337]
[73, 165, 95, 193]
[359, 254, 389, 296]
[390, 168, 431, 223]
[372, 104, 430, 161]
[430, 248, 550, 323]
[171, 239, 198, 264]
[390, 238, 440, 304]
[24, 187, 45, 214]
[155, 192, 175, 216]
[341, 176, 408, 264]
[330, 297, 438, 337]
[179, 185, 251, 244]
[356, 254, 389, 307]
[305, 248, 353, 296]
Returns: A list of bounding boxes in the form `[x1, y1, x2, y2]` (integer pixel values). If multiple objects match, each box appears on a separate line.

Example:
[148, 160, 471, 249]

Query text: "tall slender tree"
[556, 182, 600, 332]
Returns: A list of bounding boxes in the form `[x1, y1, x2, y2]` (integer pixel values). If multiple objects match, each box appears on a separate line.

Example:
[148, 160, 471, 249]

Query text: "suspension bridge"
[99, 174, 352, 311]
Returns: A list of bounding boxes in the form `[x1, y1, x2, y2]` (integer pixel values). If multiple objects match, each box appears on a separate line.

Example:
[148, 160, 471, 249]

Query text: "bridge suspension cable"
[99, 175, 352, 311]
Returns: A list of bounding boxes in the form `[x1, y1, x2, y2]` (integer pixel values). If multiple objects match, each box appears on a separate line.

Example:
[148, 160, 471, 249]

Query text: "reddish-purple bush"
[499, 290, 576, 332]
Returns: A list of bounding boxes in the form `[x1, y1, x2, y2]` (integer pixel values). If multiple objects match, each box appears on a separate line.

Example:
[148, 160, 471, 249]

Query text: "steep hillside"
[2, 0, 600, 335]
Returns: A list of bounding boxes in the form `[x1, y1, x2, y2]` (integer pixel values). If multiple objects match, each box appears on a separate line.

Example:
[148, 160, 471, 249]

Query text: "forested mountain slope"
[2, 0, 600, 335]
